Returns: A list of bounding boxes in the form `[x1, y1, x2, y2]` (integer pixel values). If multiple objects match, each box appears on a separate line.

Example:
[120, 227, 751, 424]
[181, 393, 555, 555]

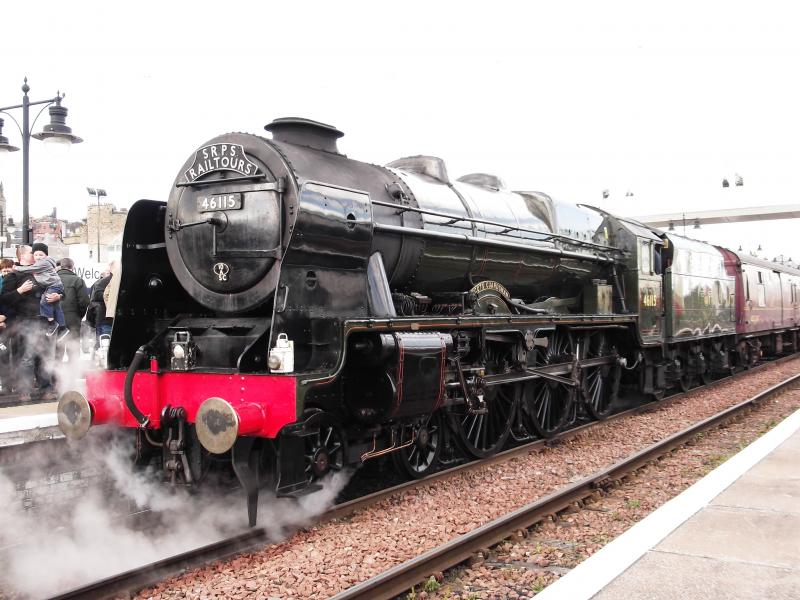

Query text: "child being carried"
[16, 243, 67, 336]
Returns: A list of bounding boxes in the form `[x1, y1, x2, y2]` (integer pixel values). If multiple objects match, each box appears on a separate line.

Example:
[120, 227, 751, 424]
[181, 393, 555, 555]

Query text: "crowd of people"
[0, 242, 116, 401]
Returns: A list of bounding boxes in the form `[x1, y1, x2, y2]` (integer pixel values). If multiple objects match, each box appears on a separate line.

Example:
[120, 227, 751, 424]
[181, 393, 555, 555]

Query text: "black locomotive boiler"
[57, 117, 800, 526]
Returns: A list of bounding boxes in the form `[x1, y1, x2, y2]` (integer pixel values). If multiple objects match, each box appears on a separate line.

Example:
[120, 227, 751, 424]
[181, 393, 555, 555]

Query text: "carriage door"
[775, 270, 784, 328]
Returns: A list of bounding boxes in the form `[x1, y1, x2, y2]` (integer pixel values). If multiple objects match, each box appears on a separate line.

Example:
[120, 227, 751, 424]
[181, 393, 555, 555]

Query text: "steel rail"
[45, 355, 799, 600]
[47, 529, 270, 600]
[330, 371, 800, 600]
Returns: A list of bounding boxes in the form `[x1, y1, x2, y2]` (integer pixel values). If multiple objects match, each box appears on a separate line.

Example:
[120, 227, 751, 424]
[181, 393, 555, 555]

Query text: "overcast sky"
[1, 1, 799, 260]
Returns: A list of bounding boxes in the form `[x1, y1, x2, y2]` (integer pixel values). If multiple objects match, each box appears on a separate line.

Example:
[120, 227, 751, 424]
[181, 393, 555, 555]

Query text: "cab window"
[639, 240, 651, 274]
[653, 246, 663, 275]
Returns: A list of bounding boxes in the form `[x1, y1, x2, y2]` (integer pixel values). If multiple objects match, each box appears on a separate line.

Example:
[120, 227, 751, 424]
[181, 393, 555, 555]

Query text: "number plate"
[197, 193, 242, 212]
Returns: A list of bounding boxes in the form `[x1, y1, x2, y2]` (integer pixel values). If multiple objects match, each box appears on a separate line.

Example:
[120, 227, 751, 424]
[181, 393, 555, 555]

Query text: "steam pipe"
[508, 299, 548, 314]
[611, 264, 628, 313]
[125, 345, 150, 426]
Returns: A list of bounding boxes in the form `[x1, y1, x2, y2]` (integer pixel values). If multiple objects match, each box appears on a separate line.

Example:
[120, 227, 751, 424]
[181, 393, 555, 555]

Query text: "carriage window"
[757, 271, 764, 284]
[757, 283, 767, 307]
[792, 284, 798, 304]
[745, 274, 750, 301]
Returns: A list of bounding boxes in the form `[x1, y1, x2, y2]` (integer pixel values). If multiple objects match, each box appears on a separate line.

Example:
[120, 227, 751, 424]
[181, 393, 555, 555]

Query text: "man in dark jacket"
[0, 244, 63, 401]
[86, 269, 112, 347]
[57, 257, 89, 361]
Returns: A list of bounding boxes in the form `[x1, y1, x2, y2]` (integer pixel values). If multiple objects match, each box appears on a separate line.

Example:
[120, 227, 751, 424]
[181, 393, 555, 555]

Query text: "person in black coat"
[56, 257, 90, 362]
[0, 244, 63, 401]
[0, 259, 14, 393]
[86, 269, 112, 346]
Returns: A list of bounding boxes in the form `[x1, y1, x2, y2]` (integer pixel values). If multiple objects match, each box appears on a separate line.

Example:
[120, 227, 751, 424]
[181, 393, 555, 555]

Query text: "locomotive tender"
[57, 118, 800, 525]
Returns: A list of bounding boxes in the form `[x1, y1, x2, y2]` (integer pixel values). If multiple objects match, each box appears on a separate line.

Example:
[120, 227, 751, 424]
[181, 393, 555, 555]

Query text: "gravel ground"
[423, 385, 800, 600]
[137, 360, 800, 600]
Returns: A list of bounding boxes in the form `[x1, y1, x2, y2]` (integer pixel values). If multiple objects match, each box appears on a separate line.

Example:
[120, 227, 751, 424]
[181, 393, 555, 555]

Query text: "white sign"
[66, 244, 120, 288]
[73, 263, 108, 288]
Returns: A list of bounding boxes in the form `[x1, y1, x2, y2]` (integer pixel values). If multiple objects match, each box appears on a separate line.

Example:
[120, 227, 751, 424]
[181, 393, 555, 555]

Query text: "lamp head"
[32, 98, 83, 145]
[0, 118, 20, 154]
[87, 188, 107, 198]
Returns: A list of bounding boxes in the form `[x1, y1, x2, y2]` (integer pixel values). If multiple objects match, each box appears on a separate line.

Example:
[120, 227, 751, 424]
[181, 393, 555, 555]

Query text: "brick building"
[62, 221, 87, 245]
[30, 209, 66, 242]
[83, 203, 128, 262]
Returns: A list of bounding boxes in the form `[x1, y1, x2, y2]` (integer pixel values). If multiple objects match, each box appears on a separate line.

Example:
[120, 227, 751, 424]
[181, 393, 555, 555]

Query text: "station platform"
[537, 406, 800, 600]
[0, 372, 88, 448]
[0, 401, 61, 448]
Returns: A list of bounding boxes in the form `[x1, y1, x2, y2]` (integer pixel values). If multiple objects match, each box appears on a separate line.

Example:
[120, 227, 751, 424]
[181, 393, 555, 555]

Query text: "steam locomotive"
[57, 118, 800, 526]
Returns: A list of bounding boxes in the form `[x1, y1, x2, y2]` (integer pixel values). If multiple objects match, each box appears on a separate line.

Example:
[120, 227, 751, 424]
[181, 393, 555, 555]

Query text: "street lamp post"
[87, 187, 106, 261]
[0, 78, 82, 245]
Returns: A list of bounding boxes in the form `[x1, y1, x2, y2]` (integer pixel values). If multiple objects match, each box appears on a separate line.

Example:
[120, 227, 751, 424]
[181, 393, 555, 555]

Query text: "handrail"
[372, 199, 621, 254]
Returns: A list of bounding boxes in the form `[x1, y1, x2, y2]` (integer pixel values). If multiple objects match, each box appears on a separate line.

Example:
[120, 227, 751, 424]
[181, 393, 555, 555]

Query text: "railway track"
[330, 370, 800, 600]
[46, 356, 799, 600]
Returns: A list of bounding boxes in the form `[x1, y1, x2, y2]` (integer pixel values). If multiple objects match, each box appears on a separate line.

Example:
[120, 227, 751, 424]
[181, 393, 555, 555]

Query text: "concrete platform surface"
[595, 428, 800, 598]
[535, 406, 800, 600]
[0, 401, 57, 421]
[712, 453, 800, 515]
[0, 402, 60, 447]
[645, 503, 800, 569]
[595, 551, 800, 600]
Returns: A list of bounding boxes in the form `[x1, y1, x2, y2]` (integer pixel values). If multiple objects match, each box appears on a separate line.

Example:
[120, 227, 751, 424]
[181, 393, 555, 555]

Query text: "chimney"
[265, 117, 343, 154]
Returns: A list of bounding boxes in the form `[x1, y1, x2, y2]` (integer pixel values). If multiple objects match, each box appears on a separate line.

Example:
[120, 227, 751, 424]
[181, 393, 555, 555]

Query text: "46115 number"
[197, 193, 242, 212]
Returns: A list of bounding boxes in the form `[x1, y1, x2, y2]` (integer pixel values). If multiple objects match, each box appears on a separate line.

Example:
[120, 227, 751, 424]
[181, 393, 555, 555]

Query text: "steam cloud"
[1, 330, 352, 597]
[3, 324, 94, 399]
[0, 430, 351, 598]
